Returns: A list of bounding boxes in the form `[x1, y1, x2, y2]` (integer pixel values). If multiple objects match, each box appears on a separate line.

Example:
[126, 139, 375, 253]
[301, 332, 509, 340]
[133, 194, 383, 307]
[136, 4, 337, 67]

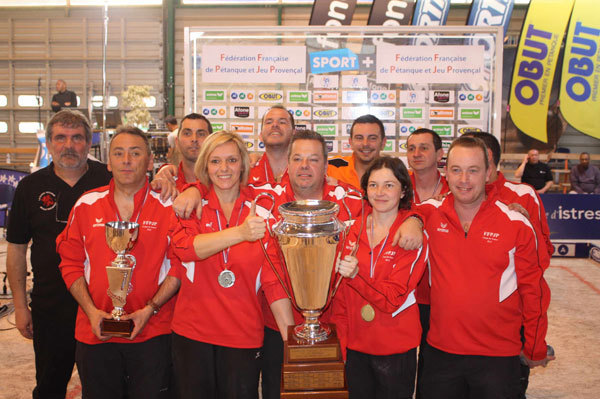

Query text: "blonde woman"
[168, 131, 293, 399]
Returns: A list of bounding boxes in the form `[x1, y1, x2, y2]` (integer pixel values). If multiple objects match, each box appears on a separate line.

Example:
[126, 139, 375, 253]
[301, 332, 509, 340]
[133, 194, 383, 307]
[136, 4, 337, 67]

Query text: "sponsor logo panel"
[211, 122, 226, 131]
[313, 107, 339, 120]
[341, 107, 368, 121]
[230, 106, 254, 119]
[287, 106, 312, 120]
[202, 105, 227, 119]
[457, 125, 484, 135]
[370, 106, 396, 121]
[204, 90, 226, 101]
[341, 75, 368, 89]
[398, 123, 427, 136]
[429, 90, 455, 104]
[370, 90, 397, 104]
[258, 90, 283, 102]
[287, 91, 311, 103]
[383, 138, 395, 153]
[294, 123, 312, 131]
[459, 107, 482, 120]
[325, 139, 339, 153]
[430, 124, 454, 137]
[313, 91, 339, 103]
[230, 123, 254, 134]
[400, 107, 424, 120]
[399, 91, 426, 104]
[429, 107, 455, 120]
[229, 90, 255, 102]
[313, 75, 339, 89]
[457, 91, 484, 103]
[342, 90, 368, 104]
[314, 124, 338, 136]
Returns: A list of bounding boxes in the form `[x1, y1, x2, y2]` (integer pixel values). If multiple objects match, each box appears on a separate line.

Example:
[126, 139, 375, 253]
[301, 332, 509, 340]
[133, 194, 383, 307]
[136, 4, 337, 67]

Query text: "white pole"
[100, 1, 109, 162]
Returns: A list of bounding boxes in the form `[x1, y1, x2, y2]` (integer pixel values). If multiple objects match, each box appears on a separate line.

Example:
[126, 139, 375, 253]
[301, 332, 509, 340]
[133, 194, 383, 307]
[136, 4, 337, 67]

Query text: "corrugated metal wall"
[0, 6, 163, 161]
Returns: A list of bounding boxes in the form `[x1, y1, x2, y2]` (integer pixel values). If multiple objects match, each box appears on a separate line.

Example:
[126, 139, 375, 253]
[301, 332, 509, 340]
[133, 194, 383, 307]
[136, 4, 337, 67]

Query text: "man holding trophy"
[57, 126, 181, 398]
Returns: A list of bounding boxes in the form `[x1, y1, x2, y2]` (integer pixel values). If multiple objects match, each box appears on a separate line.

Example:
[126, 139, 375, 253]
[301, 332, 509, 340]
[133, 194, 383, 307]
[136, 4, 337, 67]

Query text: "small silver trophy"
[101, 221, 139, 337]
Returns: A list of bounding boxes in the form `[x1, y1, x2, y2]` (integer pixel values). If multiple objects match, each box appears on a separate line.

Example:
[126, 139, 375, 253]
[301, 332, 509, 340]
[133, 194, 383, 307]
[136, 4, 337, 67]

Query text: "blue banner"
[309, 48, 360, 74]
[467, 0, 514, 36]
[411, 0, 451, 46]
[412, 0, 450, 26]
[541, 194, 600, 239]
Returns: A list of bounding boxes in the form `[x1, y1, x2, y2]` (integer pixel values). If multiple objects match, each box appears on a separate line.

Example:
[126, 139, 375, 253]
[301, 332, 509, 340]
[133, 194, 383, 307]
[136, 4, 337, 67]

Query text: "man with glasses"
[6, 109, 112, 399]
[328, 114, 387, 189]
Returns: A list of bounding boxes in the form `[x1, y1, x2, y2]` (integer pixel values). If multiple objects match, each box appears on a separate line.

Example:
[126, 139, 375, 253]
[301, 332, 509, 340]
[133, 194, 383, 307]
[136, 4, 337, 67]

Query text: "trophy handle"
[252, 192, 276, 236]
[328, 188, 366, 303]
[258, 237, 303, 313]
[341, 187, 364, 257]
[124, 254, 136, 269]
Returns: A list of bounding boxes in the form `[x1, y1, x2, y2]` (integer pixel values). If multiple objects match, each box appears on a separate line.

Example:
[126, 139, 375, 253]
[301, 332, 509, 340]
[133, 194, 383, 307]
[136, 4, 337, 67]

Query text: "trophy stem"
[294, 310, 331, 343]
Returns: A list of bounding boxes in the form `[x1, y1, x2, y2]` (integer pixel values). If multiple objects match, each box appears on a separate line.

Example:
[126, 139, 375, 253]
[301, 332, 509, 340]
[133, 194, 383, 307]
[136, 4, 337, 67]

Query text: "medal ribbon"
[215, 202, 245, 268]
[369, 216, 390, 278]
[115, 185, 150, 224]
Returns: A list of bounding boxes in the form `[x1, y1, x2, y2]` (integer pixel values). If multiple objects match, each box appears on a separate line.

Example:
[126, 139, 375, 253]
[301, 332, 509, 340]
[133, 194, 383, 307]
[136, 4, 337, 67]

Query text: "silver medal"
[218, 270, 235, 288]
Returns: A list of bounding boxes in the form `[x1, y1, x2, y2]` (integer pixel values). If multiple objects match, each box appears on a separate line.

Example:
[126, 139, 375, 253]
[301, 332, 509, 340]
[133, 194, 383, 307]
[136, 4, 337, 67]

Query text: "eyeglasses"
[54, 193, 69, 224]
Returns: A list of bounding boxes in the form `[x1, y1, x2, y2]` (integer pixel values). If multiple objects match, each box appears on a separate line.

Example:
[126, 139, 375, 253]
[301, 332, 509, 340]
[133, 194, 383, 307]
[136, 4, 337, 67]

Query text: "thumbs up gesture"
[239, 202, 266, 242]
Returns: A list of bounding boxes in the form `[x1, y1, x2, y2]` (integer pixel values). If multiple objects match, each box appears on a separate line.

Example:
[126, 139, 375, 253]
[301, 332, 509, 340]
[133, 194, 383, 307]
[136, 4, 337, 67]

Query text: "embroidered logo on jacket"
[482, 231, 500, 243]
[437, 222, 449, 233]
[142, 220, 158, 231]
[38, 191, 57, 211]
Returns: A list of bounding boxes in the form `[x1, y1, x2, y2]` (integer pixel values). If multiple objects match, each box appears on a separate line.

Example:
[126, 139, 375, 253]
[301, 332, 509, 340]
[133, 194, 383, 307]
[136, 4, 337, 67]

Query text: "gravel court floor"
[1, 239, 599, 399]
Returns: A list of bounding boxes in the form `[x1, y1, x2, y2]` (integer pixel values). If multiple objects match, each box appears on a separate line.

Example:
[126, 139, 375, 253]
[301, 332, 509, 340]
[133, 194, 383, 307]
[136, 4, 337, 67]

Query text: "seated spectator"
[514, 149, 553, 193]
[570, 152, 600, 194]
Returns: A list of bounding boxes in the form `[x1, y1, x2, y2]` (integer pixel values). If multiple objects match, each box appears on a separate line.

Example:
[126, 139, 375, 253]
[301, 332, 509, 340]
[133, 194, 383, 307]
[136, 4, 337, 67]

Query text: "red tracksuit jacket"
[58, 180, 178, 345]
[331, 207, 428, 357]
[417, 187, 549, 361]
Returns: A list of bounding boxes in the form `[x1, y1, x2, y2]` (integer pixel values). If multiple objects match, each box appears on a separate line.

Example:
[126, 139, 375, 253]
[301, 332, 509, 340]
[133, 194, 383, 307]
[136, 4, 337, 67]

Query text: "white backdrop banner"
[202, 45, 306, 83]
[376, 44, 486, 85]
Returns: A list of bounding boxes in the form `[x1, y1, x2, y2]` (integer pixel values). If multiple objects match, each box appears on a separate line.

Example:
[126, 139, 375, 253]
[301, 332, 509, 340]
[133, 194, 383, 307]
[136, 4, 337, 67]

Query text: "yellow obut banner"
[509, 0, 574, 143]
[559, 0, 600, 140]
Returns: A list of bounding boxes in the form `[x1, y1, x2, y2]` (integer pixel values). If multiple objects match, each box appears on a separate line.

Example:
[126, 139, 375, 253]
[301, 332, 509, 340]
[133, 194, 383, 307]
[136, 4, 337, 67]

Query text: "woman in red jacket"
[168, 131, 293, 399]
[332, 156, 428, 399]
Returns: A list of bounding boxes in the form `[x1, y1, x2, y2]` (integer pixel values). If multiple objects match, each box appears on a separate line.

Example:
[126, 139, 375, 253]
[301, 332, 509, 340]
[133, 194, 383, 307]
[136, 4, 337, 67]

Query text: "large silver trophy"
[101, 221, 139, 337]
[256, 195, 362, 396]
[272, 200, 346, 342]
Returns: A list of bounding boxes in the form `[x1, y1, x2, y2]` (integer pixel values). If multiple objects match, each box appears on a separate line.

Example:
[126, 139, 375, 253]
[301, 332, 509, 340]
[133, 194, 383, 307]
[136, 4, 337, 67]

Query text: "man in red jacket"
[58, 126, 181, 398]
[417, 136, 553, 399]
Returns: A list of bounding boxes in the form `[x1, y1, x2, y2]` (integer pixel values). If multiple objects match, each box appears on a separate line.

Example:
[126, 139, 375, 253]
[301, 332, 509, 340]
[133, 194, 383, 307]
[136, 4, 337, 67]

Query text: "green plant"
[121, 85, 152, 128]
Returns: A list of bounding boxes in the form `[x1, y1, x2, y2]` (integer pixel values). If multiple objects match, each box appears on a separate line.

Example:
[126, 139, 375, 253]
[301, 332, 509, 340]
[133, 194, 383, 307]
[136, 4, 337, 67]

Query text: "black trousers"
[171, 332, 261, 399]
[76, 334, 172, 399]
[419, 345, 521, 399]
[260, 326, 283, 399]
[415, 303, 430, 399]
[31, 308, 77, 399]
[346, 348, 417, 399]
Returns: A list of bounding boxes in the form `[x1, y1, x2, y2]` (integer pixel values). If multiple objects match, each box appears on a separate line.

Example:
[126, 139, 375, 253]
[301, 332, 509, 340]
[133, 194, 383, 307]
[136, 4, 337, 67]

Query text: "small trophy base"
[101, 318, 134, 337]
[281, 325, 348, 398]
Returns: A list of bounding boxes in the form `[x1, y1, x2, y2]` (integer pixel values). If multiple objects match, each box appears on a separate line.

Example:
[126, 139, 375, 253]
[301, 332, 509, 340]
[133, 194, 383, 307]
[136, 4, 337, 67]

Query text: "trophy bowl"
[105, 221, 139, 258]
[272, 200, 346, 342]
[102, 221, 139, 337]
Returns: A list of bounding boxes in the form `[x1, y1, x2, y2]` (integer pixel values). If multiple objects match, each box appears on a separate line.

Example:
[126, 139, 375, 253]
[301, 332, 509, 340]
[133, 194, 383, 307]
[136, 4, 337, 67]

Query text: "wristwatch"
[147, 299, 161, 315]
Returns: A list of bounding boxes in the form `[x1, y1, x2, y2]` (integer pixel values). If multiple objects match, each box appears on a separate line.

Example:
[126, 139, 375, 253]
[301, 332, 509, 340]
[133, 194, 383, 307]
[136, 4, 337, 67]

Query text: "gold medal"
[361, 304, 375, 322]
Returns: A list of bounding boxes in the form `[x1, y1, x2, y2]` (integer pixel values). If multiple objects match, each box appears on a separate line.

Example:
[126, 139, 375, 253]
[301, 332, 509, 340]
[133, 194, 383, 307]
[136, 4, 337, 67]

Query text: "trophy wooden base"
[281, 325, 348, 398]
[101, 318, 133, 337]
